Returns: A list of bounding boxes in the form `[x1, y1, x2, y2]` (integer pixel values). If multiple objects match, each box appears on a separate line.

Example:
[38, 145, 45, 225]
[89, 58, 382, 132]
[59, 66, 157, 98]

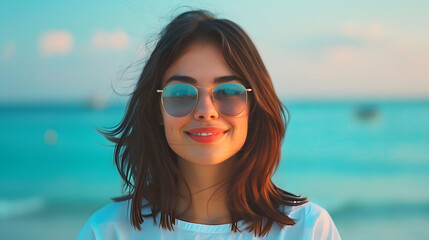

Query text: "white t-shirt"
[77, 200, 341, 240]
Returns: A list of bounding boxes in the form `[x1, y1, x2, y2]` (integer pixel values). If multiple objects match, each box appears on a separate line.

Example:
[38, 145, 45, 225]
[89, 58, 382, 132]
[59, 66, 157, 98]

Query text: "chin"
[180, 152, 235, 166]
[187, 157, 229, 166]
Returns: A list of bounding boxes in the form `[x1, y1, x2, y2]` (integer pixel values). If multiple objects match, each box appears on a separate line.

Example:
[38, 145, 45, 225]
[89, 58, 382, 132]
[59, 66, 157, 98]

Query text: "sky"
[1, 0, 428, 104]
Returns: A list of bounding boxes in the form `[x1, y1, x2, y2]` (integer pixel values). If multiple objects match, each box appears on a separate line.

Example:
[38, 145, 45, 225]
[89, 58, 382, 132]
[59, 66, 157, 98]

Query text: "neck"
[175, 157, 232, 224]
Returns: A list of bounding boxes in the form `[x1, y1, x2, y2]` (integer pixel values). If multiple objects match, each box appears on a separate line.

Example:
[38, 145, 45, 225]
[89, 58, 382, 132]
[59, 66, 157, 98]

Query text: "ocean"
[1, 100, 428, 240]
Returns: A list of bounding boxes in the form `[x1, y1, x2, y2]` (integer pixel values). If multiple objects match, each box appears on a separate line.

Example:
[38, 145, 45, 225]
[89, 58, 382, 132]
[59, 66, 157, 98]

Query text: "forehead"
[162, 42, 240, 86]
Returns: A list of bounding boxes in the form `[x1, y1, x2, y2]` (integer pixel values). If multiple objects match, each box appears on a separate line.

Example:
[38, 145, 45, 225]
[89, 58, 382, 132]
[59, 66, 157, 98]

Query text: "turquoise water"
[1, 100, 429, 239]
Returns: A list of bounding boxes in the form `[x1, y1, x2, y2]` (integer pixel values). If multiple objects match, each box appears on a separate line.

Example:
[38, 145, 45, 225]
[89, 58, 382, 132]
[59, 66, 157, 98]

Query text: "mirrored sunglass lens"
[162, 84, 197, 117]
[213, 83, 247, 116]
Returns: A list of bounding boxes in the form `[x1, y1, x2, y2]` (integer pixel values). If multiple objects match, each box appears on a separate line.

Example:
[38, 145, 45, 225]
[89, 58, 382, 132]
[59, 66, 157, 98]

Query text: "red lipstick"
[186, 127, 228, 143]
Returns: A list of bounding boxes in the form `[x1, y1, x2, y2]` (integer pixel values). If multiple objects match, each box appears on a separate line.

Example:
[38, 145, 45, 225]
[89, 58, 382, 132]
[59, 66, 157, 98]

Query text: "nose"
[193, 89, 219, 120]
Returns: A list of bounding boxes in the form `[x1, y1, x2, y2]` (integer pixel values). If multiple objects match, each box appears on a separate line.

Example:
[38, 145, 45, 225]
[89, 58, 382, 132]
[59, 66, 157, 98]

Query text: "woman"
[78, 10, 341, 239]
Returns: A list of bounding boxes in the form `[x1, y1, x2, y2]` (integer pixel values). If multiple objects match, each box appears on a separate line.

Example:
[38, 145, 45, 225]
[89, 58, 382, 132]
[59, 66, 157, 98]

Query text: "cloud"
[259, 24, 429, 100]
[91, 29, 130, 50]
[324, 45, 360, 64]
[39, 31, 74, 57]
[341, 22, 386, 42]
[3, 41, 16, 59]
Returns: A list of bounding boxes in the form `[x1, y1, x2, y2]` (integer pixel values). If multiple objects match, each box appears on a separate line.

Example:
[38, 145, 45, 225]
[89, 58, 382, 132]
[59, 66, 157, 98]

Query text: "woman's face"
[161, 42, 249, 165]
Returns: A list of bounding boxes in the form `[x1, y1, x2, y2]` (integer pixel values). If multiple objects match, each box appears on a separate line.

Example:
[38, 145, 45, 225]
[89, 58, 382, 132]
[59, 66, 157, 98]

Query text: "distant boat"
[354, 104, 380, 122]
[86, 93, 108, 110]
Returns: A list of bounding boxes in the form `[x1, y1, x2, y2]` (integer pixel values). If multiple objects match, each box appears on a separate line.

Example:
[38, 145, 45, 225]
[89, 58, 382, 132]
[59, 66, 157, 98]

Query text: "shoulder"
[88, 200, 131, 225]
[303, 201, 331, 220]
[78, 200, 154, 240]
[283, 201, 331, 221]
[282, 201, 328, 219]
[280, 201, 341, 239]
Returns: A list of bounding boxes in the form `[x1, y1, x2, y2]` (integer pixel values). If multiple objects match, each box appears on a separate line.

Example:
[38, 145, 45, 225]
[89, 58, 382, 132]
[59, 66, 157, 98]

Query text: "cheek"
[232, 114, 249, 142]
[163, 117, 175, 141]
[162, 114, 187, 143]
[240, 120, 249, 139]
[161, 110, 173, 140]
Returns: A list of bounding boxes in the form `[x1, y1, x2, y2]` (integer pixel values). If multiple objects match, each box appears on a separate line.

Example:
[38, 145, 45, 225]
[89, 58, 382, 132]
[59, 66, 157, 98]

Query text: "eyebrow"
[165, 75, 243, 85]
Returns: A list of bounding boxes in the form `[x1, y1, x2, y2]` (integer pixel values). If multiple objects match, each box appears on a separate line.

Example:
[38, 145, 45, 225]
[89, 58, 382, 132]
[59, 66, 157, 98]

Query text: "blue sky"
[1, 0, 428, 103]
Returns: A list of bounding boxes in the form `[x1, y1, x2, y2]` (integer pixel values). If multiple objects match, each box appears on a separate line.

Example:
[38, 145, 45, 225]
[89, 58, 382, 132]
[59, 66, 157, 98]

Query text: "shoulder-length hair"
[101, 9, 307, 237]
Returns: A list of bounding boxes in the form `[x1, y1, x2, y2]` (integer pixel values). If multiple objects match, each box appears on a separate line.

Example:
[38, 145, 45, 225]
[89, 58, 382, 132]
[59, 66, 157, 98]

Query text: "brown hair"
[101, 9, 307, 237]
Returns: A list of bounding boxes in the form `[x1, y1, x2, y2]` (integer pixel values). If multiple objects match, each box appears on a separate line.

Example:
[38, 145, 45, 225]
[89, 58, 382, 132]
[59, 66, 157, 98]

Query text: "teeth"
[191, 132, 215, 136]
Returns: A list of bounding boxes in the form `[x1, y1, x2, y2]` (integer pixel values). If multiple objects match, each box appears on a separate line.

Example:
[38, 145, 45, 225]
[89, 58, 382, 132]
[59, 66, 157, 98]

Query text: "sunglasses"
[157, 82, 252, 117]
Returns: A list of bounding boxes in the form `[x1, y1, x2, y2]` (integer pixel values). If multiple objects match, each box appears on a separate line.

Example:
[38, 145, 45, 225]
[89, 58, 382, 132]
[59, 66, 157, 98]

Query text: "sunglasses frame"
[157, 82, 252, 117]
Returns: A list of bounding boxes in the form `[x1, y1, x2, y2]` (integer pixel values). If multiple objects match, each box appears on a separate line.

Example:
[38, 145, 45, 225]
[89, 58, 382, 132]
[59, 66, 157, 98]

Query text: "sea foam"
[0, 197, 45, 219]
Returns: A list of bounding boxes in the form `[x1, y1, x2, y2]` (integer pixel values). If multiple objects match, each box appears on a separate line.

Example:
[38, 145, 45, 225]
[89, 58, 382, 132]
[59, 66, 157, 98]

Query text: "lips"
[185, 127, 228, 143]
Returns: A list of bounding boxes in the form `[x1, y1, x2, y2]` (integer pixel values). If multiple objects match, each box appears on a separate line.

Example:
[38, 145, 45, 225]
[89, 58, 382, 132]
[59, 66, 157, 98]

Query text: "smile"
[185, 127, 229, 143]
[189, 132, 217, 136]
